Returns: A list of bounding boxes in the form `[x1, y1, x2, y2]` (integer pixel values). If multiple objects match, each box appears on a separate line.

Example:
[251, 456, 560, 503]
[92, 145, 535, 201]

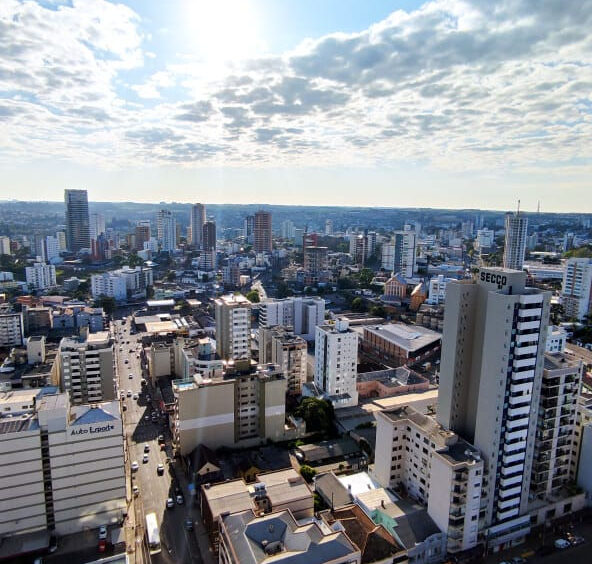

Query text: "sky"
[0, 0, 591, 212]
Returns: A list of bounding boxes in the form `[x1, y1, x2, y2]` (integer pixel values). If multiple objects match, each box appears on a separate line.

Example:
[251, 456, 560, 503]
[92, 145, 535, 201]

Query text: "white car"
[127, 390, 132, 397]
[98, 525, 108, 540]
[131, 461, 139, 471]
[142, 454, 149, 463]
[128, 373, 133, 379]
[132, 393, 138, 400]
[132, 485, 139, 496]
[176, 494, 184, 505]
[554, 538, 570, 549]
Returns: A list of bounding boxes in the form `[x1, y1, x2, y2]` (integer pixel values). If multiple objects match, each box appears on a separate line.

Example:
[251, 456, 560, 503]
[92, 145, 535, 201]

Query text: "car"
[120, 392, 125, 400]
[144, 444, 150, 453]
[136, 354, 140, 359]
[128, 373, 133, 379]
[143, 453, 149, 463]
[146, 395, 151, 402]
[158, 434, 165, 443]
[571, 536, 585, 546]
[157, 464, 164, 475]
[141, 378, 147, 386]
[144, 415, 150, 421]
[127, 390, 132, 397]
[98, 525, 108, 540]
[129, 349, 134, 353]
[122, 404, 127, 411]
[554, 538, 570, 549]
[176, 494, 184, 505]
[131, 461, 139, 471]
[98, 539, 106, 553]
[124, 359, 128, 364]
[166, 497, 174, 509]
[132, 485, 139, 497]
[132, 393, 138, 400]
[185, 518, 194, 531]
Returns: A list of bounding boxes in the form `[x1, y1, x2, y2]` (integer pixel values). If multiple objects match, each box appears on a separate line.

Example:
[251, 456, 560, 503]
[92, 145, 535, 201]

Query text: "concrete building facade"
[0, 312, 24, 347]
[502, 212, 527, 271]
[561, 258, 592, 322]
[253, 210, 272, 253]
[258, 296, 324, 341]
[215, 294, 251, 364]
[64, 189, 90, 253]
[26, 263, 57, 291]
[190, 203, 206, 248]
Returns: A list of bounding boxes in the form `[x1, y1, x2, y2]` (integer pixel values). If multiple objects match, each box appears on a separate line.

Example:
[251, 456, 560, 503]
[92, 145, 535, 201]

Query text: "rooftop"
[364, 323, 441, 352]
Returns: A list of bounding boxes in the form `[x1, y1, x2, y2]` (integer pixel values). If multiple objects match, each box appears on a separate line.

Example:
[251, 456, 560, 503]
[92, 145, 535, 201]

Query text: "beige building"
[148, 342, 175, 384]
[172, 363, 287, 454]
[0, 390, 125, 539]
[0, 311, 24, 347]
[215, 294, 251, 366]
[58, 331, 115, 405]
[259, 326, 307, 394]
[374, 406, 484, 554]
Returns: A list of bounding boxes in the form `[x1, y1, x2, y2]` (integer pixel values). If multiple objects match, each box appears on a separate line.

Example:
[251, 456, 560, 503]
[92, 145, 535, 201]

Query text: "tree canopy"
[246, 289, 260, 303]
[294, 398, 335, 437]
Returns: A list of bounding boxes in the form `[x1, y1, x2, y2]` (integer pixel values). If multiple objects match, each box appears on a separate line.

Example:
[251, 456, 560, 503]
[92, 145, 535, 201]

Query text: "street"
[113, 316, 204, 564]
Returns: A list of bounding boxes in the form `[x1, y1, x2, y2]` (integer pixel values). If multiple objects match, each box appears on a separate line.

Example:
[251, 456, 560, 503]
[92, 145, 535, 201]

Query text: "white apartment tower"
[438, 267, 550, 549]
[258, 297, 325, 341]
[381, 229, 417, 277]
[25, 262, 57, 290]
[89, 212, 106, 241]
[190, 203, 206, 248]
[561, 258, 592, 322]
[215, 294, 252, 365]
[503, 212, 527, 271]
[0, 312, 24, 347]
[314, 320, 358, 408]
[156, 209, 176, 252]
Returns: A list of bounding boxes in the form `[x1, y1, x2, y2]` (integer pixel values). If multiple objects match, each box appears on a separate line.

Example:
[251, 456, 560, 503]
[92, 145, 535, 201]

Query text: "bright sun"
[182, 0, 264, 66]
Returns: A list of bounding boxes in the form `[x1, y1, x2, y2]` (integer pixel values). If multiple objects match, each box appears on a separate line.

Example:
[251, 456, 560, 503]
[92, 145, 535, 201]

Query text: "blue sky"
[1, 0, 591, 211]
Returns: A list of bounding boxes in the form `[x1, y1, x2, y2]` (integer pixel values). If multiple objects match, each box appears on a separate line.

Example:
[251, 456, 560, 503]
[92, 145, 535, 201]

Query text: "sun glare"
[182, 0, 265, 66]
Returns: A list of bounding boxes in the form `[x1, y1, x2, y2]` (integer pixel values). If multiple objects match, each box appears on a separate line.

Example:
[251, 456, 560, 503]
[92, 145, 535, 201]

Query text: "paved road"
[114, 317, 203, 564]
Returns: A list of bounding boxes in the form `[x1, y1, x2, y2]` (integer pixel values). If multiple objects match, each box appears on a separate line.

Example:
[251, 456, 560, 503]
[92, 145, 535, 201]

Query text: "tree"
[166, 271, 176, 282]
[95, 295, 116, 315]
[294, 398, 335, 437]
[299, 465, 317, 483]
[370, 304, 386, 317]
[246, 289, 260, 303]
[337, 277, 355, 290]
[127, 253, 145, 268]
[359, 268, 374, 288]
[276, 280, 291, 299]
[351, 297, 365, 312]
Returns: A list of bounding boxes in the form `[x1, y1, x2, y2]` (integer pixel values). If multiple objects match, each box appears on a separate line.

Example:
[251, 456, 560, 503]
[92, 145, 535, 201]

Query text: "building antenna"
[517, 199, 521, 215]
[537, 200, 540, 214]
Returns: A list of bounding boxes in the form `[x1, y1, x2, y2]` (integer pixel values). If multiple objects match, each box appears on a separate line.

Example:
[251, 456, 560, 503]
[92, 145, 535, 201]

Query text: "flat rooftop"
[364, 323, 441, 352]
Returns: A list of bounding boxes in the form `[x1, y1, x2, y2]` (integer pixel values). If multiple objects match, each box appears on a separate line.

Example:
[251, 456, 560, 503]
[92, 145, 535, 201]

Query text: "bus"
[145, 512, 161, 555]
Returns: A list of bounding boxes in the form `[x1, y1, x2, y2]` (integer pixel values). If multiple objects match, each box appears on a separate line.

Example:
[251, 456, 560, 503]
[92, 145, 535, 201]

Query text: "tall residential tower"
[190, 203, 206, 249]
[64, 189, 90, 253]
[503, 212, 528, 271]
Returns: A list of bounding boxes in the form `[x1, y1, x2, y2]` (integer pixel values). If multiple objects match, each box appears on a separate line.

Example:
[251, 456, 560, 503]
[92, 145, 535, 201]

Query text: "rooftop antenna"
[537, 200, 541, 214]
[517, 199, 521, 216]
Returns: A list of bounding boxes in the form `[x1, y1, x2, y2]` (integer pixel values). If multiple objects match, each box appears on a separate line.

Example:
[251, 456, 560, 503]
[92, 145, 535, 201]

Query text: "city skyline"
[1, 0, 592, 212]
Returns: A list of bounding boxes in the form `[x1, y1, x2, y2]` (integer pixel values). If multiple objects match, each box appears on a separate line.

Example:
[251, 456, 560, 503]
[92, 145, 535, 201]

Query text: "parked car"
[571, 536, 585, 546]
[176, 494, 184, 505]
[554, 538, 570, 549]
[166, 497, 174, 509]
[142, 454, 149, 463]
[131, 461, 139, 471]
[98, 525, 107, 540]
[133, 485, 139, 497]
[185, 519, 194, 531]
[157, 464, 164, 475]
[128, 373, 133, 379]
[144, 444, 150, 453]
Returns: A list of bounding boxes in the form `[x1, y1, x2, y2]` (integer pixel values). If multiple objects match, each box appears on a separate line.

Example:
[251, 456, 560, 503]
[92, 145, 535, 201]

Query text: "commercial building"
[215, 294, 252, 364]
[0, 312, 24, 347]
[172, 363, 287, 454]
[382, 229, 417, 277]
[437, 267, 550, 549]
[58, 331, 115, 405]
[561, 258, 592, 321]
[253, 210, 272, 253]
[190, 203, 206, 248]
[314, 320, 358, 408]
[259, 326, 307, 394]
[218, 509, 360, 564]
[64, 189, 90, 253]
[0, 390, 125, 538]
[362, 323, 441, 368]
[25, 262, 57, 290]
[374, 406, 484, 554]
[156, 209, 176, 252]
[258, 296, 325, 341]
[502, 212, 527, 271]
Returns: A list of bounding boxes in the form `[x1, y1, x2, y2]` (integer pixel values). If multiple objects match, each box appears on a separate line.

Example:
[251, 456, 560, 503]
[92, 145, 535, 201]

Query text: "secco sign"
[480, 270, 507, 289]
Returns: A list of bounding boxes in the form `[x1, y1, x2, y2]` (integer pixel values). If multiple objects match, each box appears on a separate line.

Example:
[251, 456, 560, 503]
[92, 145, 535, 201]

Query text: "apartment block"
[258, 296, 324, 341]
[382, 229, 417, 277]
[503, 212, 527, 271]
[562, 258, 592, 321]
[374, 406, 484, 554]
[58, 331, 115, 405]
[25, 263, 57, 291]
[172, 363, 287, 454]
[437, 267, 550, 549]
[253, 210, 272, 253]
[314, 320, 358, 408]
[0, 312, 24, 347]
[259, 326, 307, 394]
[90, 272, 127, 301]
[156, 209, 176, 252]
[0, 390, 125, 539]
[215, 294, 251, 365]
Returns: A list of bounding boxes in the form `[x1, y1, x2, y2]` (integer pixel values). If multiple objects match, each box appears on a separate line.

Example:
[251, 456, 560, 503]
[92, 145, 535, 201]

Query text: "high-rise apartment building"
[325, 219, 333, 235]
[254, 210, 272, 253]
[244, 215, 255, 244]
[190, 203, 206, 248]
[259, 326, 307, 395]
[134, 222, 151, 251]
[25, 262, 57, 290]
[437, 267, 550, 548]
[58, 331, 115, 405]
[203, 220, 216, 251]
[561, 258, 592, 321]
[0, 311, 24, 347]
[314, 320, 358, 408]
[381, 230, 417, 277]
[503, 212, 527, 271]
[0, 236, 11, 255]
[215, 294, 251, 365]
[56, 231, 67, 251]
[303, 246, 328, 285]
[280, 219, 295, 239]
[44, 235, 60, 262]
[89, 212, 105, 242]
[156, 209, 176, 252]
[258, 297, 325, 341]
[64, 189, 90, 253]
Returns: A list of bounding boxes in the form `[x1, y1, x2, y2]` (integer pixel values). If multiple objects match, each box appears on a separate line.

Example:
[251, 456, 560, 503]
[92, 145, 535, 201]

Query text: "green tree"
[294, 398, 335, 436]
[276, 280, 291, 299]
[95, 295, 116, 315]
[246, 289, 260, 303]
[351, 297, 365, 312]
[337, 277, 355, 290]
[299, 465, 317, 483]
[359, 268, 374, 288]
[127, 253, 145, 268]
[370, 304, 386, 317]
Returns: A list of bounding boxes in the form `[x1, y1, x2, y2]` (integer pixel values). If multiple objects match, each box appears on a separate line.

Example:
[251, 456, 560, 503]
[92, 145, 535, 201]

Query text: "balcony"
[507, 417, 529, 430]
[499, 486, 522, 499]
[497, 507, 520, 521]
[508, 405, 531, 417]
[499, 474, 522, 488]
[504, 440, 527, 453]
[498, 496, 520, 510]
[503, 451, 525, 465]
[517, 320, 541, 332]
[518, 308, 542, 319]
[513, 357, 536, 370]
[510, 382, 533, 395]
